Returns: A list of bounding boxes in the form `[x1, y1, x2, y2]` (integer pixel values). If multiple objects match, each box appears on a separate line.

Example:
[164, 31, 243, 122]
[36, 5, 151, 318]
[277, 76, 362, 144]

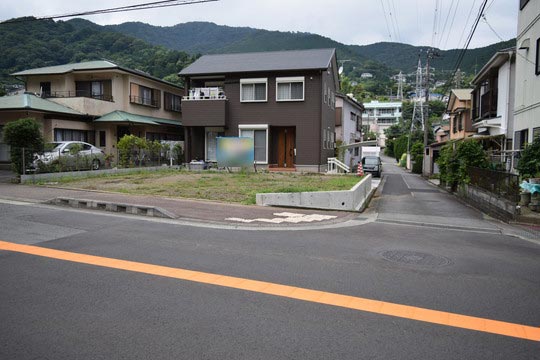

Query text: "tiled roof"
[0, 93, 83, 115]
[180, 48, 336, 75]
[94, 110, 181, 126]
[11, 61, 182, 89]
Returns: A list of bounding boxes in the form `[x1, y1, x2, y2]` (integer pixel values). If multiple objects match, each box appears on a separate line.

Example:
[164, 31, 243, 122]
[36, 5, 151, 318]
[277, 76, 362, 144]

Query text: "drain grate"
[380, 250, 451, 267]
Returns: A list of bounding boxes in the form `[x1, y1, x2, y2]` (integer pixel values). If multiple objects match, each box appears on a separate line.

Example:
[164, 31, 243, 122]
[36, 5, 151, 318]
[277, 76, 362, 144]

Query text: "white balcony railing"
[183, 87, 226, 100]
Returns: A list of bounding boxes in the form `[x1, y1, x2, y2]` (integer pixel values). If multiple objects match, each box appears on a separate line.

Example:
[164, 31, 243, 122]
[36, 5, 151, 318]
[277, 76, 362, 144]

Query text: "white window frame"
[276, 76, 305, 102]
[238, 124, 269, 164]
[240, 78, 268, 103]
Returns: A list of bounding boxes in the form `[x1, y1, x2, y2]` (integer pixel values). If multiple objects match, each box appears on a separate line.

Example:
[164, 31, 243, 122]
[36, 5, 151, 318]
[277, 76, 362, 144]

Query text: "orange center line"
[1, 240, 539, 342]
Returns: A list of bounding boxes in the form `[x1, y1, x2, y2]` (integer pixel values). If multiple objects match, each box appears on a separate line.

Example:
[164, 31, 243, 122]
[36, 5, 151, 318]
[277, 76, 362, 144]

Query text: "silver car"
[33, 141, 105, 171]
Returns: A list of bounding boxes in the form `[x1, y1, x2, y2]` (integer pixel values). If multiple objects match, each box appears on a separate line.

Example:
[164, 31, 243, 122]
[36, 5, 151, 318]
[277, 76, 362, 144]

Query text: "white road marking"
[226, 212, 337, 224]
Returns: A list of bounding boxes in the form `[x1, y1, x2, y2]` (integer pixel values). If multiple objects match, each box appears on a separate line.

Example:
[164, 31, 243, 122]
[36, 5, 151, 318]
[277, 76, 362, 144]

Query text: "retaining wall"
[20, 166, 179, 184]
[256, 174, 372, 211]
[457, 184, 517, 221]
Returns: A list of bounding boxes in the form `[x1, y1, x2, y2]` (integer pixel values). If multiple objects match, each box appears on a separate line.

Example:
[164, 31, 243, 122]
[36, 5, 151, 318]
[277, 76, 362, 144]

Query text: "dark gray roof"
[180, 48, 336, 76]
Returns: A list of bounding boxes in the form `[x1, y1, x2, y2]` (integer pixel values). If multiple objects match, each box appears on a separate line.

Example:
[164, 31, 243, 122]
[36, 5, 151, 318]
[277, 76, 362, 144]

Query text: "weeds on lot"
[41, 169, 362, 205]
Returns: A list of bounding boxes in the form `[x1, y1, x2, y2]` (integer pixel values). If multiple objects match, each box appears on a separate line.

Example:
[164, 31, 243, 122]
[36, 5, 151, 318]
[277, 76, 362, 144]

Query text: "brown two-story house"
[179, 49, 339, 172]
[9, 61, 184, 156]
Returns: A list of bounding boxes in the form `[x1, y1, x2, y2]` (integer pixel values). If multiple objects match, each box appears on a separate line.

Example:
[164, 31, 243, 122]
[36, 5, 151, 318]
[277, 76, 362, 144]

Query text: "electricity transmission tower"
[411, 57, 424, 132]
[396, 71, 404, 100]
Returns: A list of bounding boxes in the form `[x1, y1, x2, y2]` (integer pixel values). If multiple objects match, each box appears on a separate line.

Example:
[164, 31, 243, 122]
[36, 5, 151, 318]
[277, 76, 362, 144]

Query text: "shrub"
[3, 118, 44, 174]
[399, 153, 407, 167]
[412, 155, 423, 174]
[517, 137, 540, 179]
[393, 135, 409, 162]
[436, 140, 488, 190]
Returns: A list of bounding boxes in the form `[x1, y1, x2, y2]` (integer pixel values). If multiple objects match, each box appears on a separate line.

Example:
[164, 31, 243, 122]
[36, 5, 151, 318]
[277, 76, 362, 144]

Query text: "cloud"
[0, 0, 518, 49]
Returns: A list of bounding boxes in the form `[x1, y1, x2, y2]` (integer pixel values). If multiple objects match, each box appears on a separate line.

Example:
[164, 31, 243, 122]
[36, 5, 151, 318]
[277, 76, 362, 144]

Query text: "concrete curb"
[255, 175, 372, 211]
[46, 197, 177, 219]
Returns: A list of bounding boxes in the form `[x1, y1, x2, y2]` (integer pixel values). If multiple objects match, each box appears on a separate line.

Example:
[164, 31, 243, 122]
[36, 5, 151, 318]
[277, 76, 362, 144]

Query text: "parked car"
[361, 156, 382, 177]
[32, 141, 105, 172]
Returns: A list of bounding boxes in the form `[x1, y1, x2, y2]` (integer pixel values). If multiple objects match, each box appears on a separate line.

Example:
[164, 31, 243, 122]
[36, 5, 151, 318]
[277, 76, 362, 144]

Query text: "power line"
[442, 0, 460, 49]
[1, 0, 218, 24]
[438, 0, 455, 48]
[379, 0, 394, 40]
[388, 0, 402, 42]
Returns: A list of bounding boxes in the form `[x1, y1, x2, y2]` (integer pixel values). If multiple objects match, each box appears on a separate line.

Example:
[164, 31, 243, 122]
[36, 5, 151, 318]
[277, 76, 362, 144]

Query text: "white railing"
[327, 157, 350, 174]
[183, 87, 226, 100]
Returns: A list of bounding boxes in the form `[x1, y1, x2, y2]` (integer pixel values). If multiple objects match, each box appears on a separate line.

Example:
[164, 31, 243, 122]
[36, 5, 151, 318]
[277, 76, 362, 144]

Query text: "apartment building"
[361, 100, 402, 148]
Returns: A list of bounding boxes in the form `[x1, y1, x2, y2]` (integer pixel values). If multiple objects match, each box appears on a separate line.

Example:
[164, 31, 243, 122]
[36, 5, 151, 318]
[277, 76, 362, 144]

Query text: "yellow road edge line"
[1, 240, 539, 342]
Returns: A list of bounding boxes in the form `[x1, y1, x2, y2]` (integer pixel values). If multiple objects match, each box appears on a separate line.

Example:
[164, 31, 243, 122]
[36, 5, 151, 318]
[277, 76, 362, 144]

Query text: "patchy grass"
[48, 169, 362, 204]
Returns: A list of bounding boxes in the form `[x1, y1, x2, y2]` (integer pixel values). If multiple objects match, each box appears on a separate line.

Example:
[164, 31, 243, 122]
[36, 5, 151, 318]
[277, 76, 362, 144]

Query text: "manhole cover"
[380, 250, 451, 267]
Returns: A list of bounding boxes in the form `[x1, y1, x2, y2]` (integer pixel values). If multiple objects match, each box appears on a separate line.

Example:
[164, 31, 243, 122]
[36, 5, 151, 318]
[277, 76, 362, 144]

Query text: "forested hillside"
[0, 16, 516, 98]
[0, 17, 196, 86]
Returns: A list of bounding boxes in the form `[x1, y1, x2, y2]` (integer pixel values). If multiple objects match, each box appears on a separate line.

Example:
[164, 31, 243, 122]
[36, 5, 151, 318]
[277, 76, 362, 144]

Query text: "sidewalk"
[0, 182, 358, 227]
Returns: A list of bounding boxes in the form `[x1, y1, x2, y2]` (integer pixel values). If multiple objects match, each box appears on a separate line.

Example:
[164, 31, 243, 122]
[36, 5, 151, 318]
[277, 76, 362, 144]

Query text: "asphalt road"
[1, 161, 539, 359]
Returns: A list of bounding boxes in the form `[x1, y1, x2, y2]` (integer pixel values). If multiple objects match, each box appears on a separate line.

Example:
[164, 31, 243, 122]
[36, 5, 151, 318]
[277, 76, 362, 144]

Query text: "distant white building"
[360, 73, 373, 79]
[335, 93, 364, 168]
[362, 100, 402, 147]
[514, 0, 540, 147]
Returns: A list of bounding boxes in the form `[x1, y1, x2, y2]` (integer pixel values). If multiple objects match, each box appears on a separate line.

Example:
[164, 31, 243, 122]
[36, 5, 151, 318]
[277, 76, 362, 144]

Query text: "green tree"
[517, 137, 540, 179]
[3, 118, 44, 174]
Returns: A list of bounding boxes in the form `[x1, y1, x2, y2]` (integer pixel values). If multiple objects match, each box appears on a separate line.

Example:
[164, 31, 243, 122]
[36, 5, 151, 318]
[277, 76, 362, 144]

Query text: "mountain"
[0, 17, 196, 86]
[0, 17, 515, 97]
[105, 21, 515, 76]
[352, 39, 516, 74]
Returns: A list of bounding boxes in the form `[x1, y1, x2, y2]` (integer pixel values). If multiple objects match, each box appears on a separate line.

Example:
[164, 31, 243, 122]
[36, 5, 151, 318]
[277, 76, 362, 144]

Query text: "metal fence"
[468, 166, 520, 203]
[10, 141, 184, 175]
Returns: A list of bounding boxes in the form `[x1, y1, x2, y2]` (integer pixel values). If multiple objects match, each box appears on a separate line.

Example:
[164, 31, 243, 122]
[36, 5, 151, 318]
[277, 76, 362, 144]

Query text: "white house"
[335, 93, 364, 168]
[361, 100, 402, 148]
[514, 0, 540, 148]
[471, 48, 516, 144]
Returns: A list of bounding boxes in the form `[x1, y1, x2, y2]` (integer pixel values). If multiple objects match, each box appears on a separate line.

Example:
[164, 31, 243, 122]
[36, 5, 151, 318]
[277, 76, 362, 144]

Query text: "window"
[99, 131, 106, 147]
[533, 127, 540, 140]
[239, 125, 268, 163]
[130, 83, 160, 108]
[354, 147, 359, 156]
[75, 80, 112, 101]
[323, 84, 327, 104]
[240, 78, 267, 102]
[164, 92, 182, 112]
[40, 82, 51, 97]
[536, 38, 540, 75]
[54, 129, 89, 142]
[276, 77, 304, 101]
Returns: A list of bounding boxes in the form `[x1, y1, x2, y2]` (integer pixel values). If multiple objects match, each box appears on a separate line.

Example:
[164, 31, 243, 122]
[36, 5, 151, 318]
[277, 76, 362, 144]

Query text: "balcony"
[479, 89, 498, 120]
[182, 87, 227, 127]
[43, 90, 113, 102]
[130, 95, 159, 108]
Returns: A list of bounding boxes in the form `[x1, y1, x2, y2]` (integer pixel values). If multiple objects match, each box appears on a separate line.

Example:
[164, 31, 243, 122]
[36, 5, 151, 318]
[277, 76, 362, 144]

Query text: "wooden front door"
[277, 127, 295, 167]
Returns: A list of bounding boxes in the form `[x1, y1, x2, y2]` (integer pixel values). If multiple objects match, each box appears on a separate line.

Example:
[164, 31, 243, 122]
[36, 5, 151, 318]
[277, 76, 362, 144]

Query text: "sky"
[0, 0, 518, 50]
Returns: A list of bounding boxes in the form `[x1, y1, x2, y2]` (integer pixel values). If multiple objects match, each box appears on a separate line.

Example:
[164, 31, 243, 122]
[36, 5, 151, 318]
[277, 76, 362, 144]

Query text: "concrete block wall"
[457, 184, 517, 221]
[256, 174, 372, 211]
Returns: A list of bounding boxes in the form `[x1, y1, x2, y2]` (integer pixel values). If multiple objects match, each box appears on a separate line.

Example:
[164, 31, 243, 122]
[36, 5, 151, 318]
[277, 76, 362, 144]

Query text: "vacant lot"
[49, 170, 361, 204]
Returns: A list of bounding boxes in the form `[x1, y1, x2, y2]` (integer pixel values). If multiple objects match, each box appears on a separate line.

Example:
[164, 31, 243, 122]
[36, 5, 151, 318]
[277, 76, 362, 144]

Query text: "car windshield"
[45, 142, 63, 152]
[364, 157, 379, 165]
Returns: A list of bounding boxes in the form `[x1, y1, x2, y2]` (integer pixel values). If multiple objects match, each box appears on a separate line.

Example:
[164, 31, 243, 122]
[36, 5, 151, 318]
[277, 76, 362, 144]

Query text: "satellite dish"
[338, 66, 344, 75]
